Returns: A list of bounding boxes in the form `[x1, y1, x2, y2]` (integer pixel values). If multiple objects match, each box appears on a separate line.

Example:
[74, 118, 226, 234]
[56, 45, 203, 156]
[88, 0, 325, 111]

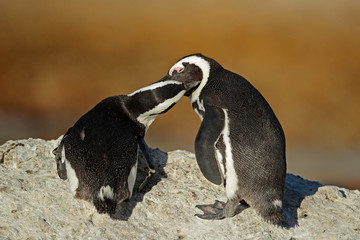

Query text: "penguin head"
[164, 63, 202, 96]
[168, 54, 221, 99]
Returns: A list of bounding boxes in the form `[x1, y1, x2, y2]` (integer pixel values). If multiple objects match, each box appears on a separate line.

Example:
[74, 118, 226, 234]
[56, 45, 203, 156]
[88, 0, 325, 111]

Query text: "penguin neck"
[126, 81, 186, 133]
[189, 63, 210, 104]
[191, 99, 205, 121]
[136, 90, 185, 133]
[189, 72, 209, 121]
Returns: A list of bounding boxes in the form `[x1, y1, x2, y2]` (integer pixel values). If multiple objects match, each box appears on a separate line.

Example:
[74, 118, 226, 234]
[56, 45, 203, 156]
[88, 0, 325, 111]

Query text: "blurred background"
[0, 0, 359, 189]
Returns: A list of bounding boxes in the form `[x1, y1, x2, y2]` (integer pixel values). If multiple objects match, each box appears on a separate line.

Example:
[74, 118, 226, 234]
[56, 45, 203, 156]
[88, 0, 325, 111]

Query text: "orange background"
[1, 1, 359, 188]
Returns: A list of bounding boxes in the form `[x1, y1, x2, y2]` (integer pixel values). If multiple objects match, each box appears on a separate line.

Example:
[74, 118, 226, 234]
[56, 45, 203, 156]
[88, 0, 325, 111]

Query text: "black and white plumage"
[167, 54, 287, 225]
[53, 78, 200, 215]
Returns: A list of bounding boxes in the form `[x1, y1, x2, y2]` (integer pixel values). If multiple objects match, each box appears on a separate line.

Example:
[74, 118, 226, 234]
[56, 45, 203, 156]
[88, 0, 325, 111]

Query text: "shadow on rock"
[111, 148, 168, 220]
[282, 173, 322, 228]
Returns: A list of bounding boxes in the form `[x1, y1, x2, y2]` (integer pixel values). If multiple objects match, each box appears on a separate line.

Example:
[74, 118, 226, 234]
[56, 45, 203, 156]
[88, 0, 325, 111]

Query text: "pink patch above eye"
[169, 67, 184, 76]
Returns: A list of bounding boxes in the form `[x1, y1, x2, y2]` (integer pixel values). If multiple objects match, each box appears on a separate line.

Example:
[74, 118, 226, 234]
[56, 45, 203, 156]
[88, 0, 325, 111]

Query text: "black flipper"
[53, 128, 72, 180]
[194, 105, 225, 185]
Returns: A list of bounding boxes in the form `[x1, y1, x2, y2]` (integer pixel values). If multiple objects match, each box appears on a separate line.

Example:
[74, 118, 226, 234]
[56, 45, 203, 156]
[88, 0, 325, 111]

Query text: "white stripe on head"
[128, 80, 182, 96]
[136, 90, 186, 131]
[222, 109, 239, 200]
[169, 55, 210, 103]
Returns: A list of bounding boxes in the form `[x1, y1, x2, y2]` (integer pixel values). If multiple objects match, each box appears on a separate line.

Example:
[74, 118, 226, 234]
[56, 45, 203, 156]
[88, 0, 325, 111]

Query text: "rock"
[0, 137, 359, 239]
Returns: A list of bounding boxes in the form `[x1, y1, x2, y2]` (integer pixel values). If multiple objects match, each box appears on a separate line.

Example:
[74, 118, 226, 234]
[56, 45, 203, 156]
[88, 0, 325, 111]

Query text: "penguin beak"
[184, 80, 201, 96]
[185, 80, 201, 90]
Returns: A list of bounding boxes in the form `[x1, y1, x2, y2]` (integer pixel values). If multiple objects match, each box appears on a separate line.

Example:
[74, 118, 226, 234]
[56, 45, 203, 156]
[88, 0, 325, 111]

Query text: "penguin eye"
[178, 67, 184, 73]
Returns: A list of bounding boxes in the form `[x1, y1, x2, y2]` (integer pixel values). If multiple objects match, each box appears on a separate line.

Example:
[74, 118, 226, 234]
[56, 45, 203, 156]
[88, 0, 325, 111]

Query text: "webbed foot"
[195, 200, 227, 220]
[195, 200, 249, 220]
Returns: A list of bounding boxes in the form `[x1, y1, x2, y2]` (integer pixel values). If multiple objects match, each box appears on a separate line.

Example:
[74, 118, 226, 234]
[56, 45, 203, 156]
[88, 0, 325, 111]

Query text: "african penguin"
[166, 54, 286, 225]
[53, 77, 201, 215]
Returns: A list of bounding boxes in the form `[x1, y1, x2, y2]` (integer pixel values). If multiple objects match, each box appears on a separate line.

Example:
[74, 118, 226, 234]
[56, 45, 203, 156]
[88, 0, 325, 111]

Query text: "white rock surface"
[0, 137, 359, 239]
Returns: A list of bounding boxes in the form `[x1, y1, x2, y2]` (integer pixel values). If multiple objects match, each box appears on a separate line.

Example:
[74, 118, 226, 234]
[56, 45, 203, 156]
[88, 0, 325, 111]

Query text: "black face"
[168, 63, 203, 96]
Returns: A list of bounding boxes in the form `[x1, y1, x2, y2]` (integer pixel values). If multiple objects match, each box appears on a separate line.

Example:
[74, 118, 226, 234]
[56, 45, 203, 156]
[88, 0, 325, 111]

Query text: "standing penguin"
[166, 54, 286, 225]
[53, 77, 201, 215]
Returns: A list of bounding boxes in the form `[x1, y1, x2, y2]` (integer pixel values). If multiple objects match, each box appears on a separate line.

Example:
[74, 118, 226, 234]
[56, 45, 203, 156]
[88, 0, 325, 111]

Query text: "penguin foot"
[195, 200, 227, 220]
[195, 200, 249, 220]
[138, 168, 155, 191]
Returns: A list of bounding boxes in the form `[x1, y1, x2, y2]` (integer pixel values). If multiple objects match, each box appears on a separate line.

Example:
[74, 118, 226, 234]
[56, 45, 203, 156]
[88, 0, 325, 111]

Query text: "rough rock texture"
[0, 137, 359, 239]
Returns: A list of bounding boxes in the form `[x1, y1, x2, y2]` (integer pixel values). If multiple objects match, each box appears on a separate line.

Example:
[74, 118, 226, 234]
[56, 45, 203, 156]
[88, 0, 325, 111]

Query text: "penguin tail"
[93, 185, 118, 215]
[258, 200, 284, 225]
[262, 210, 283, 226]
